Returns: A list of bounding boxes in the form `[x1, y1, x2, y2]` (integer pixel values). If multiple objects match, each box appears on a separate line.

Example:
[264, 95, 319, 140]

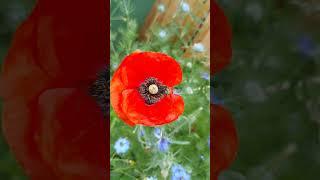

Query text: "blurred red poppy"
[211, 104, 238, 180]
[211, 2, 238, 179]
[212, 1, 232, 74]
[0, 0, 107, 179]
[110, 51, 184, 126]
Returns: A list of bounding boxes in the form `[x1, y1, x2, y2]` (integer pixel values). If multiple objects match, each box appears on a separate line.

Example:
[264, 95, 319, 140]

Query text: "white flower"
[192, 43, 205, 53]
[186, 62, 192, 68]
[157, 4, 165, 12]
[181, 2, 190, 13]
[185, 87, 193, 94]
[158, 30, 167, 39]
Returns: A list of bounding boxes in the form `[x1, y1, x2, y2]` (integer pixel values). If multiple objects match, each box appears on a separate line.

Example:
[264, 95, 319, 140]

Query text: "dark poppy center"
[88, 66, 109, 117]
[139, 77, 169, 105]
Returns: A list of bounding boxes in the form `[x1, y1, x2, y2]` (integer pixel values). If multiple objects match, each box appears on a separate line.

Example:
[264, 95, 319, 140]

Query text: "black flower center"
[139, 77, 169, 105]
[88, 66, 109, 117]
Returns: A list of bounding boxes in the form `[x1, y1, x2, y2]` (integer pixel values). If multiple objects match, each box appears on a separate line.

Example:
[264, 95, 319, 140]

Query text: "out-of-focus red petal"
[121, 89, 184, 126]
[33, 0, 107, 83]
[1, 0, 107, 99]
[117, 52, 182, 88]
[37, 88, 106, 179]
[212, 1, 232, 75]
[0, 9, 50, 101]
[2, 98, 56, 178]
[211, 104, 238, 177]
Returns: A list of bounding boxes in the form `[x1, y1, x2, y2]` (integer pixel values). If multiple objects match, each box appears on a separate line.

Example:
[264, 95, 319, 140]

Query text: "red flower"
[212, 1, 232, 74]
[0, 0, 107, 179]
[211, 2, 238, 179]
[111, 51, 184, 126]
[211, 105, 238, 180]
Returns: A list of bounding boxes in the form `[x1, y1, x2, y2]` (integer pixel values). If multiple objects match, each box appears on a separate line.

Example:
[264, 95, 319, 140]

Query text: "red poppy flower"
[211, 2, 238, 179]
[212, 1, 232, 74]
[0, 0, 107, 179]
[110, 51, 184, 126]
[211, 104, 238, 180]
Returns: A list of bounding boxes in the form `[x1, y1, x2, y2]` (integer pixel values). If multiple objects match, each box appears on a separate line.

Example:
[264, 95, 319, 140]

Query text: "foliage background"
[0, 0, 319, 179]
[0, 0, 34, 179]
[217, 0, 320, 180]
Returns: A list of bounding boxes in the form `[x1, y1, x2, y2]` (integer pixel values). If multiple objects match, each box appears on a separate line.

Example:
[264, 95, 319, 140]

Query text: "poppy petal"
[212, 2, 232, 74]
[121, 89, 184, 126]
[110, 70, 130, 123]
[37, 88, 106, 178]
[34, 0, 107, 83]
[117, 52, 182, 88]
[0, 10, 50, 101]
[211, 104, 238, 176]
[2, 98, 56, 178]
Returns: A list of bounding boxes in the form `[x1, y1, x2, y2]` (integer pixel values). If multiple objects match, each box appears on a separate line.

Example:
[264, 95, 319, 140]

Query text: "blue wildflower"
[181, 2, 190, 13]
[158, 30, 167, 39]
[192, 43, 205, 52]
[171, 164, 191, 180]
[297, 35, 317, 57]
[114, 137, 130, 154]
[210, 88, 224, 105]
[201, 72, 209, 81]
[154, 128, 162, 139]
[158, 138, 170, 152]
[139, 128, 145, 137]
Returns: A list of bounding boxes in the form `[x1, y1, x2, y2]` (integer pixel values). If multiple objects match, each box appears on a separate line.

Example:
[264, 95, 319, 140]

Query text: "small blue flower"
[146, 176, 157, 180]
[158, 30, 167, 39]
[210, 88, 224, 105]
[192, 43, 205, 52]
[157, 4, 165, 12]
[171, 164, 191, 180]
[297, 35, 317, 57]
[154, 128, 162, 139]
[158, 138, 170, 152]
[201, 72, 209, 80]
[139, 128, 145, 137]
[114, 137, 130, 154]
[181, 2, 190, 13]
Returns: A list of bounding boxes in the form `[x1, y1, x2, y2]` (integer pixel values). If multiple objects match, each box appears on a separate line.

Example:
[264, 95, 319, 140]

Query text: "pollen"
[139, 77, 169, 105]
[148, 84, 159, 94]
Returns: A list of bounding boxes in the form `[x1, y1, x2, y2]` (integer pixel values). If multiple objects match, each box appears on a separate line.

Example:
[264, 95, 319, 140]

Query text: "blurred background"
[216, 0, 320, 180]
[0, 0, 319, 179]
[0, 0, 34, 179]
